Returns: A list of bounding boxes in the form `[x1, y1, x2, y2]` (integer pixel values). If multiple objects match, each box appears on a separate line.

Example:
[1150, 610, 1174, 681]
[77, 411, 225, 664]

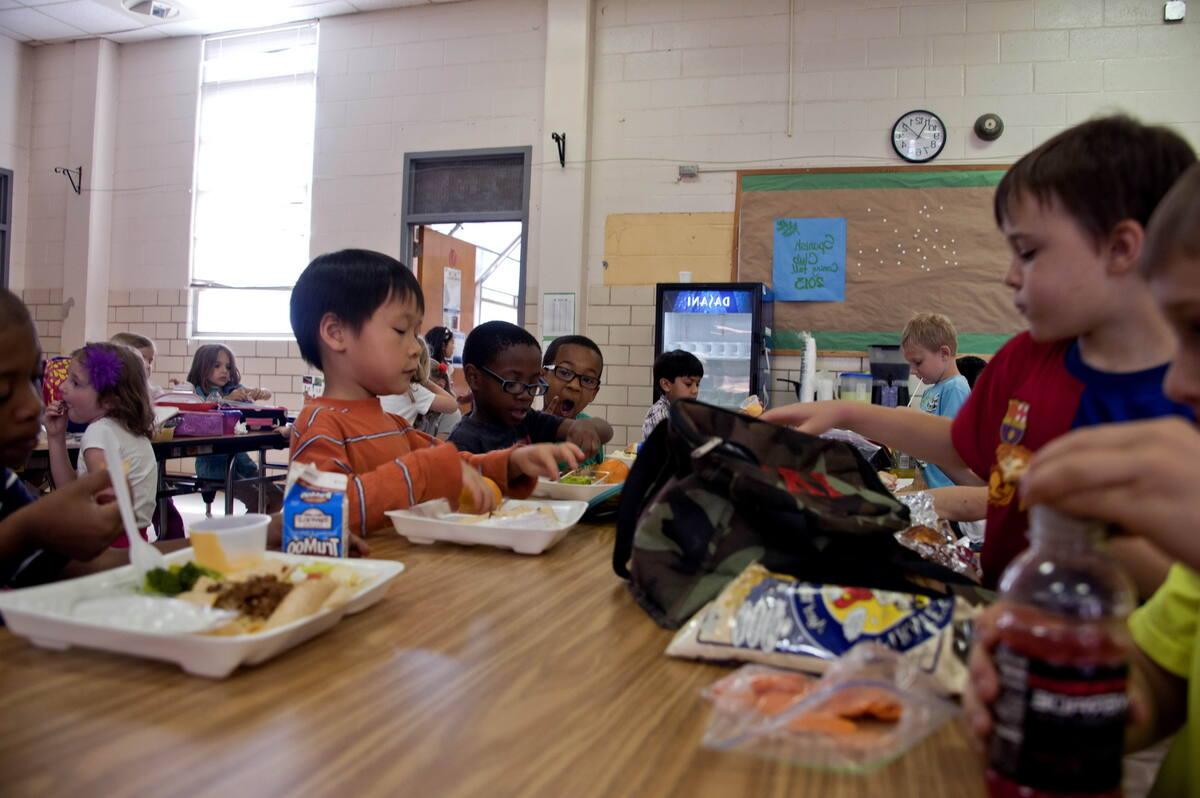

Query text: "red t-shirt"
[951, 332, 1192, 587]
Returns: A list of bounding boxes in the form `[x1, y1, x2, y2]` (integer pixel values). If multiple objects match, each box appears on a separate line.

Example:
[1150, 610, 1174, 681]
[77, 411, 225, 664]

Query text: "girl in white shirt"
[45, 342, 158, 542]
[381, 338, 459, 434]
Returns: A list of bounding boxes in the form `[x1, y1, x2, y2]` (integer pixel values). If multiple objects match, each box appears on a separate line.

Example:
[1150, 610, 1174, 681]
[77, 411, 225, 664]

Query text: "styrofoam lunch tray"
[532, 475, 624, 502]
[387, 499, 587, 555]
[0, 549, 405, 679]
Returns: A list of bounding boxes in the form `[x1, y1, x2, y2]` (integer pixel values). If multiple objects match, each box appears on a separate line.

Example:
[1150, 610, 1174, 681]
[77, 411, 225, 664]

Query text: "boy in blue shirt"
[901, 312, 971, 488]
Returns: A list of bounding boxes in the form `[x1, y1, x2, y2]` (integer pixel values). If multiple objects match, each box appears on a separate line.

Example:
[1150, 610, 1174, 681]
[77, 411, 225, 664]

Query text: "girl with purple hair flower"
[45, 342, 158, 542]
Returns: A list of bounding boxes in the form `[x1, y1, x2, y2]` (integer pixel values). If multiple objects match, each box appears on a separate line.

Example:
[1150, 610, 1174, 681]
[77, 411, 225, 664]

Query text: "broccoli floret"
[143, 562, 222, 595]
[143, 567, 182, 595]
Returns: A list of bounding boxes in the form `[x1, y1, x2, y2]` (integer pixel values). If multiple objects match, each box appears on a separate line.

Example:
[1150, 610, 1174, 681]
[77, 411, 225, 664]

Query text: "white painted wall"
[0, 35, 33, 292]
[109, 36, 202, 291]
[586, 0, 1200, 287]
[309, 0, 548, 262]
[24, 42, 73, 291]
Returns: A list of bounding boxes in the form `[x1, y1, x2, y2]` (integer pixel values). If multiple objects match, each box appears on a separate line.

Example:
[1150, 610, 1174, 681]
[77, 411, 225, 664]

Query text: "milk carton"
[282, 462, 349, 557]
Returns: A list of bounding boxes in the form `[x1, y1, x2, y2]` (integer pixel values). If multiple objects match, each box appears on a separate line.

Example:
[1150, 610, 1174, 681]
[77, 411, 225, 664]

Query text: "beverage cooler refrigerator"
[653, 282, 773, 409]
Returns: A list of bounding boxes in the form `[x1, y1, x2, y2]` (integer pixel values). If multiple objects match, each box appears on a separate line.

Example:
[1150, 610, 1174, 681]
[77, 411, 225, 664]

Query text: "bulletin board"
[734, 166, 1023, 354]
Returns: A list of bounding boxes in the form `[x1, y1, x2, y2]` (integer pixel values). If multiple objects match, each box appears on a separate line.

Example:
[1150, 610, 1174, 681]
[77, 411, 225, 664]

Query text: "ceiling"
[0, 0, 463, 44]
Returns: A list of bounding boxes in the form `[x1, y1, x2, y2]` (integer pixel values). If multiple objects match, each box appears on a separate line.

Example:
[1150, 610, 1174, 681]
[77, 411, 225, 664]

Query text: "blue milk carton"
[282, 462, 349, 557]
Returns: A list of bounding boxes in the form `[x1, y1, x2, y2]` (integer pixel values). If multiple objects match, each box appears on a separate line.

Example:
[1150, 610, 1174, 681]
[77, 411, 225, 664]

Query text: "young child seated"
[111, 331, 184, 539]
[111, 332, 164, 399]
[447, 321, 605, 457]
[0, 289, 123, 586]
[187, 344, 282, 515]
[969, 161, 1200, 798]
[380, 337, 458, 434]
[901, 312, 971, 488]
[45, 342, 159, 543]
[762, 115, 1196, 590]
[541, 335, 614, 467]
[642, 349, 703, 439]
[289, 249, 582, 535]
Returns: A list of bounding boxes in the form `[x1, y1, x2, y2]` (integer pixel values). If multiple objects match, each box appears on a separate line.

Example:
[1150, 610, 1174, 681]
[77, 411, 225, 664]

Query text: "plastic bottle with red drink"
[986, 505, 1136, 798]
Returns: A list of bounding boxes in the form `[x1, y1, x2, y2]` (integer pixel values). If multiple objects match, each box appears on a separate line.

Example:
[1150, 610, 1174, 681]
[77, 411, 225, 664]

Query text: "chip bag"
[700, 645, 958, 774]
[667, 563, 978, 695]
[282, 462, 349, 557]
[42, 357, 70, 405]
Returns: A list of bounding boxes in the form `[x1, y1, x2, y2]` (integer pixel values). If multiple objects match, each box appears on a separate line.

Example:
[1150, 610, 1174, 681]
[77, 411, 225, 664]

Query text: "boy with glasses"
[541, 335, 615, 467]
[449, 322, 605, 457]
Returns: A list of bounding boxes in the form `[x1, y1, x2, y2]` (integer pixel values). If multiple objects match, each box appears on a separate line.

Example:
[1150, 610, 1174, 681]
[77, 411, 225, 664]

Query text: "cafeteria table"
[0, 521, 985, 797]
[25, 429, 290, 520]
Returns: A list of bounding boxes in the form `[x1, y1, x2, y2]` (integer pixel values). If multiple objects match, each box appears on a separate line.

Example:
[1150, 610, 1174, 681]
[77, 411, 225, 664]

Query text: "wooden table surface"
[0, 523, 985, 797]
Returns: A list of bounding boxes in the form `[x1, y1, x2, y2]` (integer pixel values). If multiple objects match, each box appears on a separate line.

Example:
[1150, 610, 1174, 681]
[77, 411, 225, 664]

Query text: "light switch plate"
[1165, 1, 1186, 22]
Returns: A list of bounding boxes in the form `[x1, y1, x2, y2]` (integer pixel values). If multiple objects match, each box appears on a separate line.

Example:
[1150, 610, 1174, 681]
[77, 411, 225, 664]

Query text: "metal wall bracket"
[550, 132, 566, 168]
[54, 166, 82, 195]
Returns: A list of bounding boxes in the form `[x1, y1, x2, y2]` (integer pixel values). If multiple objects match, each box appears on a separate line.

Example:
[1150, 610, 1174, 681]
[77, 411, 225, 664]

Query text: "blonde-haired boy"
[900, 313, 970, 488]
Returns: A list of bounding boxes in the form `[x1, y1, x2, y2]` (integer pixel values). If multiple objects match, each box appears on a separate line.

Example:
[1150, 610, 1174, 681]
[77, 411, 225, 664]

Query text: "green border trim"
[772, 329, 1012, 355]
[742, 170, 1007, 193]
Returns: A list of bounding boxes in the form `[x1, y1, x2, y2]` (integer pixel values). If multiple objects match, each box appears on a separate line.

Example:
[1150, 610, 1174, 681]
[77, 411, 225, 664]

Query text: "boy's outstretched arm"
[761, 401, 978, 484]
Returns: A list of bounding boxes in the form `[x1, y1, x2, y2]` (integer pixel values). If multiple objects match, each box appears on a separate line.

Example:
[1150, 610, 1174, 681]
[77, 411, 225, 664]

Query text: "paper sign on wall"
[542, 292, 575, 339]
[772, 217, 846, 302]
[443, 266, 462, 330]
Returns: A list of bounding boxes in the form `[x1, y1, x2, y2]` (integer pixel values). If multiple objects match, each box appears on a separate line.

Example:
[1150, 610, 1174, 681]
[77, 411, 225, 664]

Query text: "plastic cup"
[188, 513, 270, 571]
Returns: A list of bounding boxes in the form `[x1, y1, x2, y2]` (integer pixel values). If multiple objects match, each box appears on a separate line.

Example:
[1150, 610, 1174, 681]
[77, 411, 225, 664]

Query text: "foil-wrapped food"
[896, 492, 981, 583]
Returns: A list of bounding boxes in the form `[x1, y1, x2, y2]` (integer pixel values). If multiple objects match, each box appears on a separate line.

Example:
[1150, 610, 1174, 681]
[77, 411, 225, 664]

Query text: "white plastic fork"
[96, 427, 165, 578]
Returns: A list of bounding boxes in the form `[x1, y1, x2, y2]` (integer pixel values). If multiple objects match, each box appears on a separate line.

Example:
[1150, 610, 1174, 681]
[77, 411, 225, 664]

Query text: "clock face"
[892, 110, 946, 163]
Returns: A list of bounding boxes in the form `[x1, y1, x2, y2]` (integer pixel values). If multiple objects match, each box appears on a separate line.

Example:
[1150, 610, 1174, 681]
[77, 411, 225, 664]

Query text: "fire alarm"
[974, 113, 1004, 142]
[1165, 1, 1186, 22]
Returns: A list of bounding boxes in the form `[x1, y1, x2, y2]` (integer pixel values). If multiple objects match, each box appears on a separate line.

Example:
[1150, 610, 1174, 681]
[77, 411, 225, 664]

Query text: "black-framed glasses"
[480, 366, 548, 397]
[543, 364, 601, 391]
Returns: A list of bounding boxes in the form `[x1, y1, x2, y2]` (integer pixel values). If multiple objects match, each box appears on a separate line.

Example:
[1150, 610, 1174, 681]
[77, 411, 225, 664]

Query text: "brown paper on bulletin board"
[735, 168, 1024, 350]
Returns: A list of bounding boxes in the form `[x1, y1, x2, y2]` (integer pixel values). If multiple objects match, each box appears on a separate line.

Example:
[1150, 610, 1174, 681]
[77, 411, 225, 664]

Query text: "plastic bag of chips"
[666, 563, 977, 694]
[700, 644, 958, 773]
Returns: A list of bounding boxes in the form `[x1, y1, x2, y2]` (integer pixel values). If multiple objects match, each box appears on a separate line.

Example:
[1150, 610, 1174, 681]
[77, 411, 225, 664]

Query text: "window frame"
[400, 146, 532, 327]
[188, 22, 318, 340]
[0, 168, 11, 289]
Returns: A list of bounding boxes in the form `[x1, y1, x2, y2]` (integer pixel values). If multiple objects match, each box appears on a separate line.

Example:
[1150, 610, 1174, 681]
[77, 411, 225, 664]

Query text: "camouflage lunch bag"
[614, 399, 969, 629]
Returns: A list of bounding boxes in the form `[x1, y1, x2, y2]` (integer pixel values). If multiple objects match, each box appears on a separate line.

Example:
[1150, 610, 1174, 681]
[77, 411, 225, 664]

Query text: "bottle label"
[988, 643, 1128, 793]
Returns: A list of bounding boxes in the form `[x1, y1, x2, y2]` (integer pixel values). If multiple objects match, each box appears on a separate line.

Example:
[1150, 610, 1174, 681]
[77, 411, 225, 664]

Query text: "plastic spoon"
[95, 427, 165, 578]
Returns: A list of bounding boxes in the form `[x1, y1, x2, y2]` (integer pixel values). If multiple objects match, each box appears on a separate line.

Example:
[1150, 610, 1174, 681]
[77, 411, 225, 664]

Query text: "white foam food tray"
[387, 498, 587, 555]
[0, 549, 404, 679]
[532, 475, 624, 502]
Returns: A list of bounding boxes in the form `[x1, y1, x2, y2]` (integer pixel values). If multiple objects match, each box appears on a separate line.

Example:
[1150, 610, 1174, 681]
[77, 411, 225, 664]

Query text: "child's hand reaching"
[564, 419, 602, 457]
[760, 400, 848, 434]
[509, 442, 585, 482]
[455, 461, 498, 514]
[44, 400, 68, 439]
[11, 469, 123, 559]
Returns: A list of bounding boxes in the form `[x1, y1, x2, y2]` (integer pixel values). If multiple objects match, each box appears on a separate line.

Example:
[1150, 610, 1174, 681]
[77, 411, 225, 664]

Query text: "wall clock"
[892, 110, 946, 163]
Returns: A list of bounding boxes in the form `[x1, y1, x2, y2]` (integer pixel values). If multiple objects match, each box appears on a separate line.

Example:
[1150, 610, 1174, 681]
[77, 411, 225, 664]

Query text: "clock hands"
[902, 122, 919, 139]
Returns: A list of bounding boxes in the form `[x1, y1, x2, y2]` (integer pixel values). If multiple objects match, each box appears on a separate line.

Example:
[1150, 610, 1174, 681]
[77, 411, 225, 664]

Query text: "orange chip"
[787, 712, 859, 735]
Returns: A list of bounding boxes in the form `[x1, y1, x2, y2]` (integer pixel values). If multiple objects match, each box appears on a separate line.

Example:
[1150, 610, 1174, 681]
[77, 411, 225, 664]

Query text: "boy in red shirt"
[289, 249, 582, 537]
[763, 116, 1195, 588]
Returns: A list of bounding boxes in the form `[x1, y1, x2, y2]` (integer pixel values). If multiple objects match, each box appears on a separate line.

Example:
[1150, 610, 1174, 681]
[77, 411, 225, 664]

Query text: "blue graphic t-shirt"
[918, 374, 971, 488]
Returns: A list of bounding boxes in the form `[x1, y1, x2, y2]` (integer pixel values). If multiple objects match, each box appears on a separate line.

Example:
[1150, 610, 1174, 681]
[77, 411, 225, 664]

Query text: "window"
[0, 168, 11, 288]
[190, 23, 317, 338]
[402, 148, 532, 330]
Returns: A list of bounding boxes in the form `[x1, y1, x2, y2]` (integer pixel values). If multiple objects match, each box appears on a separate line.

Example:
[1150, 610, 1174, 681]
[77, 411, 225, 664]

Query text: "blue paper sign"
[772, 217, 846, 302]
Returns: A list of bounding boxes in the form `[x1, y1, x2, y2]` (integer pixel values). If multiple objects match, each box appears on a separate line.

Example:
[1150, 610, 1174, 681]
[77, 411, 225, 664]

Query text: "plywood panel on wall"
[603, 212, 734, 285]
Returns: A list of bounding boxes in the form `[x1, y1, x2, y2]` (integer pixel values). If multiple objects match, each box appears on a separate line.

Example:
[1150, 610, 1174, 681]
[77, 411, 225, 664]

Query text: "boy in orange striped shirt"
[289, 250, 583, 537]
